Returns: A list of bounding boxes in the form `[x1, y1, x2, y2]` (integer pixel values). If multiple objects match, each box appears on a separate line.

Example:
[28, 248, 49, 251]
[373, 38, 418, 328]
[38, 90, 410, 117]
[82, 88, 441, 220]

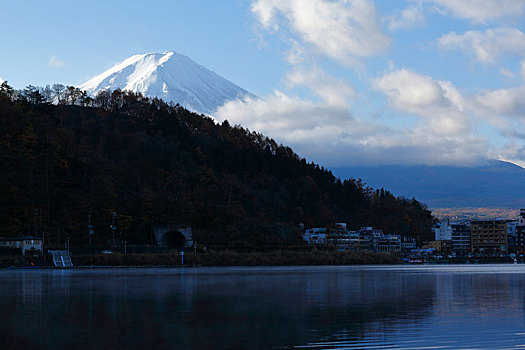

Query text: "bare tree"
[52, 84, 66, 104]
[93, 89, 111, 110]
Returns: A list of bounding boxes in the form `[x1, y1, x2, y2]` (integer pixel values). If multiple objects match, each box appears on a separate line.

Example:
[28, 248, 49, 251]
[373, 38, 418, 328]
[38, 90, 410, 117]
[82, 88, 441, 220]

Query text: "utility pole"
[194, 241, 197, 267]
[88, 210, 94, 246]
[33, 208, 38, 236]
[111, 212, 117, 241]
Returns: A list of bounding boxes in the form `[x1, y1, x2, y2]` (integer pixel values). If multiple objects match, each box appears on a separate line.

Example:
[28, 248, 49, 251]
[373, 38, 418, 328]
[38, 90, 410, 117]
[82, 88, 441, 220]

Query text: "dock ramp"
[48, 250, 74, 268]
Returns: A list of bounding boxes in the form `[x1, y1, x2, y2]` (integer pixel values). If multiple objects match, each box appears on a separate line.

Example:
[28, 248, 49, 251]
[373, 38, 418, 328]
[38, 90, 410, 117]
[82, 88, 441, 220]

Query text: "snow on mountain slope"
[79, 51, 254, 115]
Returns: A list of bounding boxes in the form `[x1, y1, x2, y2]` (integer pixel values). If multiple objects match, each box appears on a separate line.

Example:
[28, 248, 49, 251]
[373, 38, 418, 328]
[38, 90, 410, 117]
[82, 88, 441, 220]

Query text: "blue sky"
[2, 0, 525, 168]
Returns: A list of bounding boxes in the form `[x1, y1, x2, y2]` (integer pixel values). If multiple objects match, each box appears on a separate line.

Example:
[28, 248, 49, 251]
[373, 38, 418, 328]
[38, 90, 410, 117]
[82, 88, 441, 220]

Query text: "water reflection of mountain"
[0, 268, 438, 349]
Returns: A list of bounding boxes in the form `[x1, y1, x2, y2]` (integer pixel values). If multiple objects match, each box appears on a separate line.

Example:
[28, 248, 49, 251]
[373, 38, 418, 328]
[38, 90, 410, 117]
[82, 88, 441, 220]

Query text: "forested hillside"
[0, 82, 434, 248]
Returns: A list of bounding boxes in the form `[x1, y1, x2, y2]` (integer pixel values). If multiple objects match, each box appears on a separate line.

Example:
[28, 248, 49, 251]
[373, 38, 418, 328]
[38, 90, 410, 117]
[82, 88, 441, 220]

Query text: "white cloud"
[371, 69, 486, 163]
[285, 66, 355, 106]
[251, 0, 390, 65]
[48, 55, 66, 68]
[215, 91, 358, 149]
[475, 86, 525, 120]
[500, 68, 515, 79]
[214, 68, 488, 166]
[285, 39, 307, 65]
[521, 61, 525, 82]
[425, 0, 525, 23]
[244, 1, 525, 166]
[385, 1, 425, 31]
[439, 28, 525, 64]
[373, 69, 525, 147]
[373, 69, 449, 113]
[454, 80, 525, 165]
[215, 93, 486, 166]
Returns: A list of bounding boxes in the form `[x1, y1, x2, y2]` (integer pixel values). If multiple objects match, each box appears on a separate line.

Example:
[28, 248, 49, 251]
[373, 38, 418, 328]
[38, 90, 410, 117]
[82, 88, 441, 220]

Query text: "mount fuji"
[332, 159, 525, 208]
[79, 51, 254, 115]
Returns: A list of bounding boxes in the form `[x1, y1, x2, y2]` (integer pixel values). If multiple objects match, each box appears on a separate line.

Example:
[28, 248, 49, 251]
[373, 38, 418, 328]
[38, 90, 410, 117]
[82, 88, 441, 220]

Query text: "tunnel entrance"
[162, 230, 187, 249]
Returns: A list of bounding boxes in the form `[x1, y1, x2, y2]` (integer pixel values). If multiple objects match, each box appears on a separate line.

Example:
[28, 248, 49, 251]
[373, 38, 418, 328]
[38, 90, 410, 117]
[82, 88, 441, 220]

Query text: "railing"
[48, 250, 73, 268]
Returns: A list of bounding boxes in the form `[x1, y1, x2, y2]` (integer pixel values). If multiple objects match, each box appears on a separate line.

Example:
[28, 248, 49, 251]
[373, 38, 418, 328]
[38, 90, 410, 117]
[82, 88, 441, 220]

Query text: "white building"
[519, 209, 525, 226]
[433, 221, 452, 241]
[507, 220, 518, 236]
[0, 236, 43, 256]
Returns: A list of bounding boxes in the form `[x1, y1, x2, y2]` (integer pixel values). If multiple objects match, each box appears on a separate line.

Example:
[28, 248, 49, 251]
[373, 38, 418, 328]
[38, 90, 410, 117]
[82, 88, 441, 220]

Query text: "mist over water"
[1, 266, 525, 349]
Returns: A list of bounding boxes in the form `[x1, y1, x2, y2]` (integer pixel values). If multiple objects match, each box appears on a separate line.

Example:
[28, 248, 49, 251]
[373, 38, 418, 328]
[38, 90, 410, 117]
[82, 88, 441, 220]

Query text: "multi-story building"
[515, 209, 525, 254]
[519, 209, 525, 226]
[433, 220, 452, 241]
[401, 236, 417, 251]
[470, 219, 508, 255]
[376, 235, 401, 252]
[507, 220, 518, 253]
[423, 240, 452, 254]
[359, 227, 384, 252]
[332, 231, 360, 250]
[303, 224, 360, 250]
[451, 223, 470, 254]
[0, 236, 43, 256]
[517, 225, 525, 254]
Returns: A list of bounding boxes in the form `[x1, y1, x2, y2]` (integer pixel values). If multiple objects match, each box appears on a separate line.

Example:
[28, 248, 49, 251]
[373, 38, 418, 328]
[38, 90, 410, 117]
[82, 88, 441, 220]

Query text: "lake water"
[2, 265, 525, 349]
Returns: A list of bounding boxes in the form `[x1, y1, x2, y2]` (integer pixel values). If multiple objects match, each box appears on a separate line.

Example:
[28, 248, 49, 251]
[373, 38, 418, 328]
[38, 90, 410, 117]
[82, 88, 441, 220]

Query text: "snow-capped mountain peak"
[79, 51, 253, 115]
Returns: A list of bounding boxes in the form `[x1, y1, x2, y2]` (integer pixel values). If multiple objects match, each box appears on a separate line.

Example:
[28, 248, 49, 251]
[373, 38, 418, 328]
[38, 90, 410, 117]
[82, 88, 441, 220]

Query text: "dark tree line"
[0, 81, 434, 249]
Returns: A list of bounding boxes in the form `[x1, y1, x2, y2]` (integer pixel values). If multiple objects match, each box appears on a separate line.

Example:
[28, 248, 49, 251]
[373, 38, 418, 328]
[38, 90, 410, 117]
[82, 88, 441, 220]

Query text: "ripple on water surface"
[1, 265, 525, 349]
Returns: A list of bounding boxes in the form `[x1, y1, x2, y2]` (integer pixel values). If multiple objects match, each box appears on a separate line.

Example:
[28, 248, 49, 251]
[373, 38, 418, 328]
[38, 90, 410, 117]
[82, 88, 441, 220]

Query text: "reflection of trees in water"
[0, 268, 437, 349]
[288, 270, 437, 347]
[0, 270, 198, 349]
[156, 269, 437, 348]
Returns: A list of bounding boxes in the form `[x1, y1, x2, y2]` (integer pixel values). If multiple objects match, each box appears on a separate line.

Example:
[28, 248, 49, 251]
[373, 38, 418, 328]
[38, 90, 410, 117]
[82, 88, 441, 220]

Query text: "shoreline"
[0, 250, 399, 268]
[0, 250, 519, 269]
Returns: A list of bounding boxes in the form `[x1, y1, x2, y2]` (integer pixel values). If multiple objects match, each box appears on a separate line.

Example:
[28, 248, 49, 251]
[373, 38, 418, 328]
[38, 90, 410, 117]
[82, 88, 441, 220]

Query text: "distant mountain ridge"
[332, 160, 525, 208]
[79, 51, 254, 115]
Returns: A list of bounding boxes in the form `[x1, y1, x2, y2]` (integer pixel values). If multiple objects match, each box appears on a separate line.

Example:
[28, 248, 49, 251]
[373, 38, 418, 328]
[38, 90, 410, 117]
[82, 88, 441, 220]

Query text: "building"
[329, 231, 360, 250]
[376, 235, 401, 252]
[401, 236, 417, 251]
[517, 225, 525, 254]
[303, 224, 359, 250]
[0, 236, 43, 256]
[423, 240, 452, 254]
[451, 223, 470, 254]
[303, 228, 327, 245]
[359, 227, 384, 252]
[519, 209, 525, 226]
[516, 209, 525, 254]
[303, 224, 417, 253]
[433, 220, 452, 241]
[470, 219, 508, 255]
[507, 220, 518, 253]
